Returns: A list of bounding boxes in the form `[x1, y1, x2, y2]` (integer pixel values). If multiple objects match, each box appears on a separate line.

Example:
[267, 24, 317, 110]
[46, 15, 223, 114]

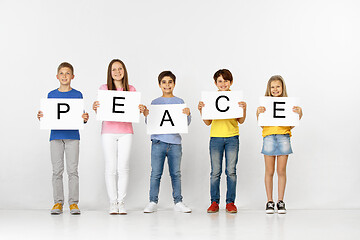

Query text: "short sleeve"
[129, 85, 136, 92]
[99, 84, 108, 90]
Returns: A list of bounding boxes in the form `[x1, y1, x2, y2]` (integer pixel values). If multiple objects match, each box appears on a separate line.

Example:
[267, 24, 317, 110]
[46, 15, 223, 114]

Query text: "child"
[139, 71, 192, 213]
[198, 69, 247, 213]
[93, 59, 140, 215]
[256, 75, 303, 214]
[37, 62, 89, 215]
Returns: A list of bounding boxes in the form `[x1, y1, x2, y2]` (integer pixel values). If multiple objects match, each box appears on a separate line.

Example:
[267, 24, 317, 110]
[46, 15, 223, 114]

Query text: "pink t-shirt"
[99, 84, 136, 134]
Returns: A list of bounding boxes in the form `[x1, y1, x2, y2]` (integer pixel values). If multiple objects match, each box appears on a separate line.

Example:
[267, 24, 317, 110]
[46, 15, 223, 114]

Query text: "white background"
[1, 0, 359, 211]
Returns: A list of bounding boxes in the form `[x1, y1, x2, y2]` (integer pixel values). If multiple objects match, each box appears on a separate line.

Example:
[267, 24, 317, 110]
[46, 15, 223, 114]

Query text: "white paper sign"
[96, 90, 141, 123]
[201, 91, 244, 120]
[40, 98, 84, 130]
[258, 97, 300, 126]
[147, 104, 188, 134]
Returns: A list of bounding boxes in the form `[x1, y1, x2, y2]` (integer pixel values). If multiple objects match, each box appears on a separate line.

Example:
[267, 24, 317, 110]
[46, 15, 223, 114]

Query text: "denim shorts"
[261, 134, 293, 156]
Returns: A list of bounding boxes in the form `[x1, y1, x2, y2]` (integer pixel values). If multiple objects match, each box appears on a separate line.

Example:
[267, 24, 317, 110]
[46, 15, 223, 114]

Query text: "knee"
[53, 167, 64, 177]
[151, 170, 163, 180]
[170, 170, 181, 180]
[211, 169, 221, 178]
[67, 169, 79, 178]
[105, 162, 117, 176]
[225, 167, 236, 177]
[210, 162, 222, 178]
[118, 165, 130, 174]
[277, 168, 287, 178]
[265, 169, 275, 178]
[105, 169, 117, 176]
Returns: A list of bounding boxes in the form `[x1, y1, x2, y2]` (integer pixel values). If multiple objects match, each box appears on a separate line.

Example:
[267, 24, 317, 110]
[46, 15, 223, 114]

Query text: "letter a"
[160, 110, 175, 126]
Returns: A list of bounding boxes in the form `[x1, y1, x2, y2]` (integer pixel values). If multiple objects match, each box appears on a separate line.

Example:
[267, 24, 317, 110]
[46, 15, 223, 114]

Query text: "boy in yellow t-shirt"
[198, 69, 246, 214]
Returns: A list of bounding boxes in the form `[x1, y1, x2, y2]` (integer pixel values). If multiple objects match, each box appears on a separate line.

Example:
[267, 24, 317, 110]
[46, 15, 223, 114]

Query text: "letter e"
[273, 102, 286, 118]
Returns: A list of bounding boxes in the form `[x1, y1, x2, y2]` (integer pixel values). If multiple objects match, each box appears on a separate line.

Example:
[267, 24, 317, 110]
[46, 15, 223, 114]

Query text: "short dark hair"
[158, 71, 176, 84]
[213, 69, 233, 82]
[57, 62, 74, 74]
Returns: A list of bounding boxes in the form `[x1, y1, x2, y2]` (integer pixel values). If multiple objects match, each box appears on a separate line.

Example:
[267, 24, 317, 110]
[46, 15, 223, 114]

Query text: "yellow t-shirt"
[210, 119, 239, 137]
[262, 126, 292, 138]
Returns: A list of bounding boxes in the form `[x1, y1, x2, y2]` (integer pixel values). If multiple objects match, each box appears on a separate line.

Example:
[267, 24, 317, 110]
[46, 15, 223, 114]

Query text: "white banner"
[258, 97, 300, 126]
[96, 90, 141, 123]
[147, 104, 188, 134]
[201, 91, 244, 120]
[40, 98, 84, 130]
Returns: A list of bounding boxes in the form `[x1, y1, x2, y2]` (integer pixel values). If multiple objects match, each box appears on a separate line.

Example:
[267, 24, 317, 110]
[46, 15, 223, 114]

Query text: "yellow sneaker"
[70, 204, 81, 215]
[51, 203, 63, 215]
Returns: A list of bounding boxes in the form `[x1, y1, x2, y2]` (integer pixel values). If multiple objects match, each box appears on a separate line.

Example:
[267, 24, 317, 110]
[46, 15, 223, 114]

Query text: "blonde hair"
[265, 75, 288, 97]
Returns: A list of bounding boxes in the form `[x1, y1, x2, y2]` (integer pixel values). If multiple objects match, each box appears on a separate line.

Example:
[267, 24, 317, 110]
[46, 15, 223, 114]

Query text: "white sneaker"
[144, 202, 157, 213]
[118, 202, 127, 215]
[174, 202, 192, 213]
[109, 202, 119, 215]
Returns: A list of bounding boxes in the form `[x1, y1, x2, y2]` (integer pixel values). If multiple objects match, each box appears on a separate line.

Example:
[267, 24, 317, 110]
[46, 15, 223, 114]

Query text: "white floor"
[1, 209, 359, 240]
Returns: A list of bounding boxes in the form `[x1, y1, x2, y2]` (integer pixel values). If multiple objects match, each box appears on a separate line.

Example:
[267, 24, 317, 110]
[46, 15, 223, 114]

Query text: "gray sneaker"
[51, 203, 63, 215]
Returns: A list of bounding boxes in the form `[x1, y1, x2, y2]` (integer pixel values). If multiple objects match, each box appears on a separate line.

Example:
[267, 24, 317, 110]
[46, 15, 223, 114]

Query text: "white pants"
[102, 134, 132, 204]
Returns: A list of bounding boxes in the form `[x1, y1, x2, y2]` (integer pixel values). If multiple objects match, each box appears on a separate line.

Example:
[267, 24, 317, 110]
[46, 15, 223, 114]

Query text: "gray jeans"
[50, 139, 79, 205]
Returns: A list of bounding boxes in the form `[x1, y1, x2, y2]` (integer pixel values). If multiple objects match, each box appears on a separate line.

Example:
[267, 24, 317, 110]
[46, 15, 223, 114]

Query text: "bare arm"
[290, 106, 303, 129]
[198, 101, 212, 126]
[182, 107, 192, 125]
[37, 110, 43, 120]
[256, 106, 265, 128]
[93, 101, 100, 113]
[237, 101, 247, 124]
[139, 104, 149, 117]
[82, 112, 89, 123]
[293, 106, 303, 120]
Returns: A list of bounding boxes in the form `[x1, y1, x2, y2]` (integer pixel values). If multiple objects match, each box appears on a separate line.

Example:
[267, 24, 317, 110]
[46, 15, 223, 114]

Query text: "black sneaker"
[266, 201, 275, 214]
[277, 200, 287, 214]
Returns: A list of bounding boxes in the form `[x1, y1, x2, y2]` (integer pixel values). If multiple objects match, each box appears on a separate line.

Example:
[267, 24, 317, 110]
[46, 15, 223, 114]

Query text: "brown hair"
[107, 59, 129, 91]
[213, 69, 233, 82]
[265, 75, 288, 97]
[158, 71, 176, 84]
[57, 62, 74, 74]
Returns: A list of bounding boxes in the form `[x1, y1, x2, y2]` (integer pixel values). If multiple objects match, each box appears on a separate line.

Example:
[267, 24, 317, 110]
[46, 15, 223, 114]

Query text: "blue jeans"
[209, 136, 239, 204]
[150, 139, 183, 204]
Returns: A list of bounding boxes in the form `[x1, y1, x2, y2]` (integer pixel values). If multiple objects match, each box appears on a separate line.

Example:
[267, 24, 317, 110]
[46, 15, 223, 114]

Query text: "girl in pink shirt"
[93, 59, 137, 215]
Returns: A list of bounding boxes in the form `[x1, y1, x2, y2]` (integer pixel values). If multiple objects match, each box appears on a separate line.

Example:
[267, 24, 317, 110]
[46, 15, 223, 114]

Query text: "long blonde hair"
[265, 75, 288, 97]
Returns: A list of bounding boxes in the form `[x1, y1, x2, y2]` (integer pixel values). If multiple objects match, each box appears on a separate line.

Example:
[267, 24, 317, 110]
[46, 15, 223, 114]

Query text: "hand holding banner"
[201, 91, 244, 120]
[147, 104, 188, 134]
[257, 97, 300, 126]
[96, 90, 141, 122]
[40, 98, 84, 130]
